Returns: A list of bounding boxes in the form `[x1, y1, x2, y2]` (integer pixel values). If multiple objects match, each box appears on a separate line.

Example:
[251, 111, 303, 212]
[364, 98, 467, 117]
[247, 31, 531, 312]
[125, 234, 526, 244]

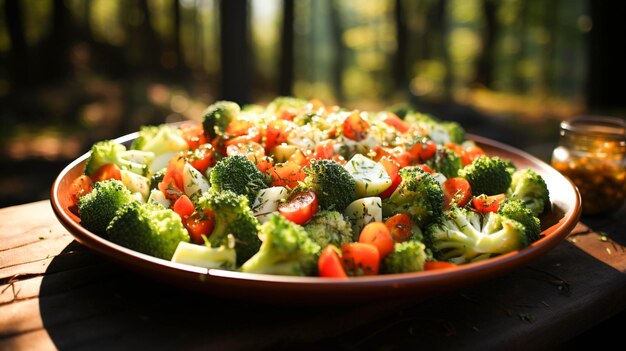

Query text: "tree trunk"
[330, 0, 344, 103]
[219, 0, 251, 104]
[394, 0, 407, 92]
[5, 0, 28, 90]
[474, 0, 497, 88]
[279, 0, 294, 96]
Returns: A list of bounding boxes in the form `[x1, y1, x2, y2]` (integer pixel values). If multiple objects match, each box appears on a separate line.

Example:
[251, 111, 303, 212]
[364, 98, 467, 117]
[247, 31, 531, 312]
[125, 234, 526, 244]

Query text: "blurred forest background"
[1, 0, 625, 207]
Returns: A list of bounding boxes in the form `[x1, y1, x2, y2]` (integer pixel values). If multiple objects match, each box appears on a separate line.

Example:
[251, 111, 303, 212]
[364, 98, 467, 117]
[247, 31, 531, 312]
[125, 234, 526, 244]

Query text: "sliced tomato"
[442, 177, 472, 210]
[264, 119, 293, 150]
[255, 156, 274, 173]
[226, 141, 266, 164]
[359, 222, 395, 258]
[378, 156, 402, 199]
[340, 242, 380, 276]
[384, 213, 413, 243]
[312, 139, 336, 160]
[268, 161, 306, 188]
[185, 143, 217, 174]
[173, 195, 195, 218]
[182, 209, 215, 245]
[382, 112, 409, 133]
[424, 261, 457, 271]
[408, 138, 437, 162]
[158, 156, 186, 202]
[461, 145, 485, 166]
[69, 175, 94, 213]
[225, 119, 254, 138]
[318, 245, 348, 278]
[278, 191, 318, 225]
[472, 193, 506, 214]
[342, 111, 370, 141]
[223, 127, 261, 147]
[288, 148, 312, 167]
[179, 122, 207, 150]
[92, 163, 122, 182]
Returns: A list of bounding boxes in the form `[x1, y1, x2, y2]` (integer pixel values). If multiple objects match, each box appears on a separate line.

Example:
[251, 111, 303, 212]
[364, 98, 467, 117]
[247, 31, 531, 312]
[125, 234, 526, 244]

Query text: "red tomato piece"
[359, 222, 395, 258]
[312, 139, 336, 160]
[408, 138, 437, 162]
[318, 245, 348, 278]
[268, 161, 306, 188]
[223, 127, 261, 147]
[381, 112, 409, 133]
[92, 163, 122, 182]
[255, 156, 274, 173]
[182, 210, 215, 245]
[226, 141, 266, 164]
[278, 191, 318, 225]
[264, 119, 293, 150]
[69, 175, 94, 213]
[340, 242, 380, 276]
[378, 156, 402, 199]
[179, 122, 207, 150]
[472, 193, 506, 214]
[342, 111, 370, 141]
[415, 164, 434, 174]
[185, 144, 217, 174]
[461, 145, 485, 166]
[424, 261, 457, 271]
[173, 195, 195, 218]
[288, 148, 312, 167]
[442, 177, 472, 210]
[159, 156, 186, 202]
[384, 213, 413, 243]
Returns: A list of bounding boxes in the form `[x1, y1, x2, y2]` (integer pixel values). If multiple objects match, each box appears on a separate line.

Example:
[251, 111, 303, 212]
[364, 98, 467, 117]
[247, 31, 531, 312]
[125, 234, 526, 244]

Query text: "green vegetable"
[426, 146, 462, 179]
[498, 199, 542, 246]
[209, 155, 268, 204]
[383, 241, 428, 274]
[425, 207, 528, 264]
[106, 202, 190, 260]
[78, 179, 135, 235]
[507, 169, 551, 216]
[303, 210, 354, 248]
[130, 124, 189, 156]
[202, 100, 241, 139]
[240, 213, 321, 276]
[458, 155, 514, 195]
[171, 239, 237, 270]
[304, 159, 356, 211]
[84, 140, 152, 176]
[382, 167, 444, 228]
[197, 190, 261, 265]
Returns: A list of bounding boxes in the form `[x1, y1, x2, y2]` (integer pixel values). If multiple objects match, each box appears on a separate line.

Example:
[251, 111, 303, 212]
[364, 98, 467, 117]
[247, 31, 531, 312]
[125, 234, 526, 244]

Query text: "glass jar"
[551, 116, 626, 215]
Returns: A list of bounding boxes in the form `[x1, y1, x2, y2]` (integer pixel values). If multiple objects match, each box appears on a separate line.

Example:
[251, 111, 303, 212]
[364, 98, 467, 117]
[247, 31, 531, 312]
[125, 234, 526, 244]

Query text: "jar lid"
[561, 116, 626, 141]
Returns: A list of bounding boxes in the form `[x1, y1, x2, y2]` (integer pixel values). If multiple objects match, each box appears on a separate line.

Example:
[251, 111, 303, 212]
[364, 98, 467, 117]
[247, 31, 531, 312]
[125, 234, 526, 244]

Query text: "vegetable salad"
[69, 97, 551, 277]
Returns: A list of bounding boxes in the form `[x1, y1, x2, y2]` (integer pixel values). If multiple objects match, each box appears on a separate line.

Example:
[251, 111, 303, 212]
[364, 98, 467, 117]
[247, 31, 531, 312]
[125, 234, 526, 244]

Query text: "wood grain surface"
[1, 201, 625, 350]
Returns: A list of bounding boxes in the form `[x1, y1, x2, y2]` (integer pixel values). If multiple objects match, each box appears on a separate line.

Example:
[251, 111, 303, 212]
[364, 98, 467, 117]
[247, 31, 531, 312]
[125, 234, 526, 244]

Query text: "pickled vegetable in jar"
[551, 117, 626, 215]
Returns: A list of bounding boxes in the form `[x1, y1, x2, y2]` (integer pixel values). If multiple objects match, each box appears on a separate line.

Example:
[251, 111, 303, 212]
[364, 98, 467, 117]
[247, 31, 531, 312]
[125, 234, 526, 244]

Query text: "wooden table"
[1, 200, 626, 350]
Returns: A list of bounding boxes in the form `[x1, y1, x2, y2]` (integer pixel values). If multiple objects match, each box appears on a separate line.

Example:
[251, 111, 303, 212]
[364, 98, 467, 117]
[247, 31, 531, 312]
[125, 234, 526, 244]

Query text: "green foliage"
[106, 202, 190, 260]
[78, 179, 135, 235]
[507, 168, 551, 216]
[202, 100, 241, 139]
[209, 155, 268, 204]
[303, 210, 354, 248]
[240, 213, 321, 276]
[304, 159, 356, 211]
[458, 155, 514, 195]
[197, 190, 261, 265]
[382, 167, 444, 228]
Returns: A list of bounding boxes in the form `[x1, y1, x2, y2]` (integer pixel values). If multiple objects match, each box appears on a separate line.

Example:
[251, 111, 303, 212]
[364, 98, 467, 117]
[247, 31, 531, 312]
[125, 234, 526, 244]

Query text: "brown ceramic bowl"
[50, 132, 581, 304]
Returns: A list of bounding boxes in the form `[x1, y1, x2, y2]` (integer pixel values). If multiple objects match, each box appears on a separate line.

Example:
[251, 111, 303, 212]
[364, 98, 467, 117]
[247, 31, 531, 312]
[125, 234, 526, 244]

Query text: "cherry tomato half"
[318, 245, 348, 278]
[278, 191, 319, 225]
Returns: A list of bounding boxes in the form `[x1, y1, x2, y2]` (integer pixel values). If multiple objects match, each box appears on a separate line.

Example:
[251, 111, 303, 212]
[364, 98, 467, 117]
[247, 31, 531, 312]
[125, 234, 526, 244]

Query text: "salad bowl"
[50, 131, 581, 303]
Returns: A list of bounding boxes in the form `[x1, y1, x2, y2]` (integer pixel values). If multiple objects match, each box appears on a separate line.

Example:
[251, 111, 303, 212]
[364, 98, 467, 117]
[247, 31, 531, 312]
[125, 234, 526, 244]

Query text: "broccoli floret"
[383, 240, 428, 274]
[425, 207, 528, 264]
[303, 210, 354, 248]
[149, 168, 166, 191]
[507, 169, 551, 216]
[437, 121, 466, 144]
[498, 199, 542, 245]
[84, 140, 151, 176]
[209, 155, 268, 204]
[202, 101, 241, 139]
[240, 213, 321, 276]
[458, 155, 514, 196]
[304, 159, 356, 211]
[382, 167, 444, 228]
[426, 146, 462, 179]
[197, 190, 261, 265]
[130, 124, 189, 156]
[106, 202, 190, 260]
[78, 179, 135, 235]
